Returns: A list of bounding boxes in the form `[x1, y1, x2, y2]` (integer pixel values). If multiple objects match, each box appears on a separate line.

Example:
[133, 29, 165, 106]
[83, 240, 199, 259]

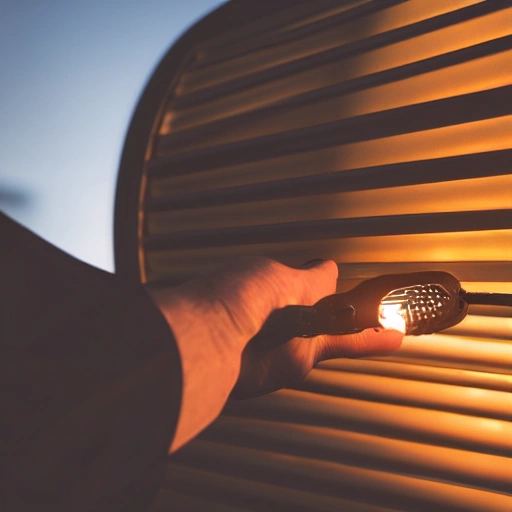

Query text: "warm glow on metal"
[379, 303, 408, 333]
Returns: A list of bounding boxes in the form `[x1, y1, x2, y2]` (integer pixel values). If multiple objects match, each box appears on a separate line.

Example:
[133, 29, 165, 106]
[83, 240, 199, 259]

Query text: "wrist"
[146, 284, 245, 451]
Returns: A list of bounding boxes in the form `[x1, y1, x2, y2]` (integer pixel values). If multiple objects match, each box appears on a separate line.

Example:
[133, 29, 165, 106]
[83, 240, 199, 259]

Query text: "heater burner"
[379, 284, 453, 335]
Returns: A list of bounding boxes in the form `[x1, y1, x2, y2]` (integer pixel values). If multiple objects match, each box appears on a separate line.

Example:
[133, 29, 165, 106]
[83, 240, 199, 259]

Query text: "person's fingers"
[232, 335, 316, 399]
[291, 259, 338, 306]
[315, 328, 403, 363]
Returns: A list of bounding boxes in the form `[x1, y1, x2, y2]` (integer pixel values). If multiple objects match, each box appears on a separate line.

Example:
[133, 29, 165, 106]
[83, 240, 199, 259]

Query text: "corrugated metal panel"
[119, 0, 512, 510]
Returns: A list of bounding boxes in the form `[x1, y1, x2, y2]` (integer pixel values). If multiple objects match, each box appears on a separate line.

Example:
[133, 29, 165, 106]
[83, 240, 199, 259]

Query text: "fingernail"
[300, 258, 327, 269]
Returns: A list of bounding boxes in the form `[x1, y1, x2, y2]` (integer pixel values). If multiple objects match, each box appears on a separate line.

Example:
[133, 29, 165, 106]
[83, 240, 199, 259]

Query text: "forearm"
[0, 212, 181, 511]
[147, 284, 245, 452]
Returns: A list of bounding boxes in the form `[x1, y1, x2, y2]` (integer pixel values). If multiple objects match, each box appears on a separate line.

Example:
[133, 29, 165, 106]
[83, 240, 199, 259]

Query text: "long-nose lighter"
[257, 271, 511, 349]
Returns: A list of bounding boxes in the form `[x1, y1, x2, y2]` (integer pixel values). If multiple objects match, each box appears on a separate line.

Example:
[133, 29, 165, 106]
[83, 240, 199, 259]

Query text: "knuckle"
[323, 259, 339, 277]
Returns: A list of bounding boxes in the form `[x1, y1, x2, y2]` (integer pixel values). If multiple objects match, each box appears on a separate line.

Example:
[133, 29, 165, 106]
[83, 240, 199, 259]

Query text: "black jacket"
[0, 212, 182, 511]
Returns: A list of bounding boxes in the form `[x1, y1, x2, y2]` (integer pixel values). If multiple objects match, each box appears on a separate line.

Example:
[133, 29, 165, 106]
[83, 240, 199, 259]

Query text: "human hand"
[223, 257, 404, 398]
[147, 256, 403, 450]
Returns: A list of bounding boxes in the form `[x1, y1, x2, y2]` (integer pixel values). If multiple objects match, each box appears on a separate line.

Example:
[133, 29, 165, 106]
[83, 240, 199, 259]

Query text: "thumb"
[315, 328, 403, 362]
[293, 259, 339, 306]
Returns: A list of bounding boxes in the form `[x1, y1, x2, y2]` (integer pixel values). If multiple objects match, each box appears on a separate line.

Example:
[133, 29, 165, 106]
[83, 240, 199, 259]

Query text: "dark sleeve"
[0, 212, 182, 512]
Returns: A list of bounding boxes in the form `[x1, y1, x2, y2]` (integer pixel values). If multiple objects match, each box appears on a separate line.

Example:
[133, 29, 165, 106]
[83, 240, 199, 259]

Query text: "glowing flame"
[378, 303, 408, 333]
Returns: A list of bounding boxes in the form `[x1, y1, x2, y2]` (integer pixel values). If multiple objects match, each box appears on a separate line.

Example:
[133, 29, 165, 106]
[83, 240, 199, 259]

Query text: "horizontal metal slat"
[368, 334, 512, 374]
[162, 44, 512, 153]
[275, 0, 371, 35]
[174, 2, 503, 109]
[183, 0, 480, 93]
[443, 314, 512, 340]
[335, 281, 512, 299]
[316, 358, 512, 392]
[161, 464, 395, 512]
[462, 282, 512, 293]
[168, 7, 512, 126]
[150, 488, 249, 512]
[171, 439, 512, 511]
[148, 150, 512, 205]
[153, 85, 512, 177]
[146, 174, 512, 234]
[194, 0, 355, 58]
[167, 34, 512, 135]
[202, 416, 512, 493]
[371, 354, 512, 375]
[468, 305, 512, 318]
[150, 115, 512, 195]
[274, 0, 371, 35]
[298, 368, 511, 420]
[223, 388, 512, 456]
[190, 0, 374, 76]
[143, 209, 512, 251]
[145, 231, 511, 283]
[146, 262, 512, 289]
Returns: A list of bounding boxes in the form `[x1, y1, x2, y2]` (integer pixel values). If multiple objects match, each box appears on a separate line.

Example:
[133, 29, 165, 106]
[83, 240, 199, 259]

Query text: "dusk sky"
[0, 0, 225, 271]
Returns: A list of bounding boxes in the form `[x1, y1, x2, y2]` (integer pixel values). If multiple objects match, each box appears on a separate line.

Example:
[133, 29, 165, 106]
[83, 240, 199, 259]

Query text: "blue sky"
[0, 0, 225, 271]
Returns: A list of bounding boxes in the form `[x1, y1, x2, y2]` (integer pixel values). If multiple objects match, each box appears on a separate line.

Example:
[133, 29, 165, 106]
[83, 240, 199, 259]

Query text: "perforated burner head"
[315, 271, 470, 335]
[379, 283, 465, 335]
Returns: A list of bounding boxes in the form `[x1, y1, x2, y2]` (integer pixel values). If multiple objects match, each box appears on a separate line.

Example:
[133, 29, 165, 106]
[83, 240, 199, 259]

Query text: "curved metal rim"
[114, 0, 305, 283]
[114, 1, 231, 283]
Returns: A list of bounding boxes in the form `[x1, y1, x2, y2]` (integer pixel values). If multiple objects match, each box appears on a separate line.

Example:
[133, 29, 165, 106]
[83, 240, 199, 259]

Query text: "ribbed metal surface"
[134, 1, 512, 510]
